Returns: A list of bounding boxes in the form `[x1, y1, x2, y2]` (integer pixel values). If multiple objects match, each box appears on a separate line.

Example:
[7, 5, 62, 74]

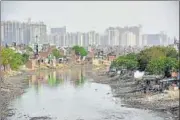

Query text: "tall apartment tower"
[51, 26, 66, 34]
[1, 20, 47, 46]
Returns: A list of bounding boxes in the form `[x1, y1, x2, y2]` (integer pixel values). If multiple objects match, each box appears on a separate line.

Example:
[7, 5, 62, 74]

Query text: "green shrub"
[113, 53, 138, 70]
[146, 57, 178, 75]
[72, 45, 87, 57]
[10, 53, 23, 70]
[52, 49, 62, 59]
[137, 46, 178, 71]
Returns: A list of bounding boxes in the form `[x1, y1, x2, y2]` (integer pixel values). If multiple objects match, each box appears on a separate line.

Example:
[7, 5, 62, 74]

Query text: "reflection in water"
[75, 67, 86, 87]
[29, 68, 86, 92]
[48, 71, 57, 86]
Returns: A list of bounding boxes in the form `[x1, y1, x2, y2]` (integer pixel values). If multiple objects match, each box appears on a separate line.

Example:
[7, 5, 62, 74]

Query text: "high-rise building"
[121, 32, 128, 46]
[65, 33, 71, 47]
[82, 33, 89, 47]
[114, 28, 120, 46]
[95, 33, 100, 45]
[142, 32, 168, 46]
[48, 34, 57, 46]
[71, 33, 77, 47]
[99, 34, 105, 46]
[88, 31, 96, 45]
[47, 34, 53, 45]
[1, 24, 4, 45]
[29, 22, 47, 45]
[49, 27, 67, 47]
[142, 35, 148, 46]
[142, 34, 160, 46]
[76, 32, 83, 46]
[1, 20, 47, 46]
[59, 35, 64, 47]
[160, 32, 168, 46]
[1, 21, 19, 45]
[51, 26, 66, 34]
[124, 31, 136, 46]
[128, 25, 142, 46]
[105, 27, 115, 46]
[105, 25, 142, 46]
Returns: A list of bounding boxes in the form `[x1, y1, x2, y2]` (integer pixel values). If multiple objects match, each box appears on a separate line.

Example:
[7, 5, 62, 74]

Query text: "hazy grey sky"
[1, 1, 179, 38]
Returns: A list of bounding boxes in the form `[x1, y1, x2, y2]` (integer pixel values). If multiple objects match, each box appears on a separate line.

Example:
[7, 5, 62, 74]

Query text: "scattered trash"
[134, 70, 144, 80]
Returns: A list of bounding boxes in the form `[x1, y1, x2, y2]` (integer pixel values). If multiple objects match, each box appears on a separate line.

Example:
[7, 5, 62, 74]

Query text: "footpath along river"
[6, 66, 173, 120]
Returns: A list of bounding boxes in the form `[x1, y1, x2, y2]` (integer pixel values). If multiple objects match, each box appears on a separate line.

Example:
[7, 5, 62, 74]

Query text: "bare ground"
[0, 70, 34, 120]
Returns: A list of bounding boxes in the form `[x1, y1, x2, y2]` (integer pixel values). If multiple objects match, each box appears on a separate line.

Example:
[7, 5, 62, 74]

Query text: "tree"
[137, 46, 166, 71]
[79, 47, 88, 56]
[10, 53, 23, 70]
[1, 48, 15, 71]
[1, 47, 32, 71]
[22, 53, 29, 64]
[125, 53, 138, 61]
[164, 46, 178, 59]
[72, 45, 80, 55]
[113, 54, 138, 70]
[146, 57, 178, 75]
[52, 49, 62, 59]
[72, 45, 87, 57]
[72, 45, 80, 51]
[137, 46, 178, 71]
[26, 46, 33, 54]
[110, 60, 117, 68]
[26, 46, 33, 52]
[115, 58, 138, 70]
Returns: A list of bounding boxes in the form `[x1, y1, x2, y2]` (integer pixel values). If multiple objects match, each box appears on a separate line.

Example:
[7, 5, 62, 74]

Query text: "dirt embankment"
[0, 70, 33, 120]
[92, 70, 179, 120]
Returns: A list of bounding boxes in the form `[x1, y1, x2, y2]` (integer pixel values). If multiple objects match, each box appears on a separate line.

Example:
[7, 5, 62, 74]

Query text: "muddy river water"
[7, 67, 170, 120]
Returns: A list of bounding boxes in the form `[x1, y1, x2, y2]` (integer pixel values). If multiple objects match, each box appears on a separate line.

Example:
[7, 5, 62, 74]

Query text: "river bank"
[92, 68, 179, 120]
[0, 70, 32, 120]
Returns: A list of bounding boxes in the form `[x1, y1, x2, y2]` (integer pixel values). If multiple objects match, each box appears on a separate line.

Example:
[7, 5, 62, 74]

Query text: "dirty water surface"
[7, 67, 172, 120]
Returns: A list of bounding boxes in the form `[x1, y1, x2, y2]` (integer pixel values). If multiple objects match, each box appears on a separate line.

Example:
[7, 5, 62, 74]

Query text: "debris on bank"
[94, 68, 179, 120]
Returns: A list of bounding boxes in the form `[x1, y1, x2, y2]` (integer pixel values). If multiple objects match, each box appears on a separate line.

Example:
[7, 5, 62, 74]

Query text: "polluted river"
[7, 66, 171, 120]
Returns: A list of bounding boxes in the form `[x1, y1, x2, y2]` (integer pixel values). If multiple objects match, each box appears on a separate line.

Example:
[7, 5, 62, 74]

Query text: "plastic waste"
[134, 70, 144, 80]
[117, 70, 121, 75]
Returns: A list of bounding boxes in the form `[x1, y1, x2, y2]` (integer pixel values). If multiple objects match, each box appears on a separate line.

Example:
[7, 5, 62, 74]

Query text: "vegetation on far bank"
[52, 48, 63, 59]
[72, 45, 88, 57]
[111, 46, 179, 75]
[1, 47, 30, 70]
[0, 45, 88, 71]
[1, 45, 179, 76]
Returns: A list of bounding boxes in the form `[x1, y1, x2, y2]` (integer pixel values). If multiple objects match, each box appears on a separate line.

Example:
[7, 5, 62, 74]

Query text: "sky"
[1, 1, 179, 38]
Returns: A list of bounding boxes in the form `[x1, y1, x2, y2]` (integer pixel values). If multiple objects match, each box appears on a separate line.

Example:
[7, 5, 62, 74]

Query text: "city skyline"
[1, 20, 171, 47]
[2, 1, 179, 38]
[0, 20, 176, 38]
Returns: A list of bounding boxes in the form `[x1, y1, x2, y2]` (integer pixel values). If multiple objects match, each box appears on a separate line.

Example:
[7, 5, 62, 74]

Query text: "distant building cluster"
[1, 19, 172, 47]
[1, 19, 47, 46]
[48, 29, 100, 47]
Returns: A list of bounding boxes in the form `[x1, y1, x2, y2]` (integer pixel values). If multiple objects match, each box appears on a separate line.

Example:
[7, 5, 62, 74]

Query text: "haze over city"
[1, 1, 179, 38]
[0, 2, 180, 120]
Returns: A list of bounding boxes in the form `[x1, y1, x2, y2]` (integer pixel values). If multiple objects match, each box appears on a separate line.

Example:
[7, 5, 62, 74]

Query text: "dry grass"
[2, 70, 22, 78]
[167, 89, 179, 99]
[144, 88, 179, 102]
